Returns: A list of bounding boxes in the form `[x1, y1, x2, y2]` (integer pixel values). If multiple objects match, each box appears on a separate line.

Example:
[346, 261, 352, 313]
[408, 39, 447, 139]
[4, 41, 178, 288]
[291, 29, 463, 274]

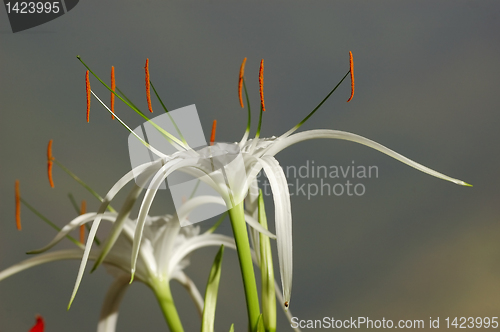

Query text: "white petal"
[27, 213, 117, 254]
[97, 274, 130, 332]
[0, 249, 98, 282]
[264, 129, 470, 186]
[167, 234, 236, 276]
[93, 185, 144, 271]
[171, 270, 204, 317]
[258, 156, 293, 306]
[132, 158, 198, 278]
[69, 162, 156, 309]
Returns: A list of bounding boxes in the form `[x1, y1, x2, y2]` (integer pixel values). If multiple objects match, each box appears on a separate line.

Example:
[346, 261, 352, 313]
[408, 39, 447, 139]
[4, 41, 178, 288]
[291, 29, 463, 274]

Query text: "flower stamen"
[239, 57, 247, 108]
[111, 66, 115, 119]
[15, 180, 21, 230]
[145, 58, 153, 113]
[210, 120, 217, 146]
[86, 70, 91, 122]
[47, 140, 54, 188]
[80, 200, 86, 244]
[259, 59, 266, 112]
[347, 51, 354, 102]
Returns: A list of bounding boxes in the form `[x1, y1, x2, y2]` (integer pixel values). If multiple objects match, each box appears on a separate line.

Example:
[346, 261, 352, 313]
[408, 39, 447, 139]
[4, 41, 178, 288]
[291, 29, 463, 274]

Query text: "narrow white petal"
[0, 249, 98, 282]
[264, 129, 469, 186]
[131, 158, 197, 278]
[69, 162, 155, 308]
[27, 213, 117, 254]
[244, 212, 276, 240]
[258, 156, 293, 306]
[171, 270, 204, 317]
[93, 185, 144, 271]
[97, 275, 130, 332]
[168, 234, 236, 276]
[274, 280, 301, 331]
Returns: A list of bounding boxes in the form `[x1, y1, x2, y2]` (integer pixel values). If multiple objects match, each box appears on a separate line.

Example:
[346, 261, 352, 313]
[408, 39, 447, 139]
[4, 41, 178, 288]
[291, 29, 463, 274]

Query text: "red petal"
[29, 315, 44, 332]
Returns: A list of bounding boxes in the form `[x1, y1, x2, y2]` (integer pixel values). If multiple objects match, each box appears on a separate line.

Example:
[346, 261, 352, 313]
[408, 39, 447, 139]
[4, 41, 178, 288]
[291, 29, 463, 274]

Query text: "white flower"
[78, 56, 470, 312]
[0, 208, 235, 332]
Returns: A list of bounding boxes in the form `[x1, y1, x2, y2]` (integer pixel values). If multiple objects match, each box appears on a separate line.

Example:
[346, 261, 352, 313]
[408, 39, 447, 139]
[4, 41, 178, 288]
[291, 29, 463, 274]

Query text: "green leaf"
[228, 324, 234, 332]
[258, 190, 277, 332]
[201, 245, 225, 332]
[256, 314, 266, 332]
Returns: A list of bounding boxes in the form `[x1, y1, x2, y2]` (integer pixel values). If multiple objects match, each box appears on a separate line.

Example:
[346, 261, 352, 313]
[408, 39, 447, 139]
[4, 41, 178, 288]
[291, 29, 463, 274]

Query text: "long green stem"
[228, 202, 261, 331]
[150, 279, 185, 332]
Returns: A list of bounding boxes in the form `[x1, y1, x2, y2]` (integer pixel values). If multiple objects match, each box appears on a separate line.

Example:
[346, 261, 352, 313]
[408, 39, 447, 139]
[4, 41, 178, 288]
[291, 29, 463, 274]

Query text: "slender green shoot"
[21, 198, 82, 248]
[258, 190, 276, 332]
[53, 158, 116, 213]
[150, 80, 188, 146]
[201, 245, 225, 332]
[281, 70, 350, 138]
[204, 212, 228, 235]
[77, 56, 187, 150]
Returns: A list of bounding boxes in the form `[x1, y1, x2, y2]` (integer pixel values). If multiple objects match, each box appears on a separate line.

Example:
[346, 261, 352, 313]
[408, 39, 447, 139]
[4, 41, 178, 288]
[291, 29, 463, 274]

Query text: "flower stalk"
[150, 278, 185, 332]
[228, 201, 261, 331]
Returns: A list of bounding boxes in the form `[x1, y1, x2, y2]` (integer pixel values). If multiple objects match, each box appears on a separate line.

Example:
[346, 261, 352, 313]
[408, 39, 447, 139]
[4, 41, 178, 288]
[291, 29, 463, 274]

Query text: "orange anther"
[47, 140, 54, 188]
[145, 59, 153, 113]
[347, 51, 355, 102]
[15, 180, 21, 230]
[86, 70, 91, 122]
[111, 66, 115, 119]
[238, 58, 247, 108]
[210, 120, 217, 146]
[259, 59, 266, 112]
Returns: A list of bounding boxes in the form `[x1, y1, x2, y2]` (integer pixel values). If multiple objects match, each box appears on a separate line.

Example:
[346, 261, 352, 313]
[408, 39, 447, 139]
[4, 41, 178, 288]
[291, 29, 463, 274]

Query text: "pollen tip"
[85, 70, 91, 122]
[259, 59, 266, 112]
[210, 120, 217, 146]
[347, 51, 354, 103]
[15, 180, 21, 231]
[238, 57, 247, 108]
[145, 58, 153, 113]
[284, 301, 289, 308]
[47, 140, 54, 188]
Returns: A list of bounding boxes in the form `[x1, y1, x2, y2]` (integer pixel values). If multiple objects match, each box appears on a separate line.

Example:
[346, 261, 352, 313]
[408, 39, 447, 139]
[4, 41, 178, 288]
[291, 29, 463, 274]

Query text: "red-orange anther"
[210, 120, 217, 146]
[238, 58, 247, 108]
[111, 66, 115, 119]
[79, 200, 87, 244]
[259, 59, 266, 112]
[86, 70, 91, 122]
[15, 180, 21, 231]
[29, 315, 44, 332]
[145, 59, 153, 113]
[347, 51, 355, 102]
[47, 140, 54, 188]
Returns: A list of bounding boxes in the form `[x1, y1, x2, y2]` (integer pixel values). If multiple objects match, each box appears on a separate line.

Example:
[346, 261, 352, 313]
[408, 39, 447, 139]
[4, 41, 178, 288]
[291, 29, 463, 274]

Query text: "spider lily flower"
[1, 208, 236, 332]
[77, 55, 470, 320]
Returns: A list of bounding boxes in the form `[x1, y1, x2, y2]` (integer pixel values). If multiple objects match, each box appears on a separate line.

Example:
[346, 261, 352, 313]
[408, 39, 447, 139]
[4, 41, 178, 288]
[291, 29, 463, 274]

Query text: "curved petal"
[177, 195, 275, 239]
[258, 156, 293, 308]
[263, 129, 470, 186]
[27, 213, 117, 254]
[97, 274, 130, 332]
[167, 234, 236, 276]
[132, 158, 197, 279]
[68, 162, 159, 309]
[171, 270, 204, 317]
[92, 185, 144, 272]
[0, 249, 98, 282]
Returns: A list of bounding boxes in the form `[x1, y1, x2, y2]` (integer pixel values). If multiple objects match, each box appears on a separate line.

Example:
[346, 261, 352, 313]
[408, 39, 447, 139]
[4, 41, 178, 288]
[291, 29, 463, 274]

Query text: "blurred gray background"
[1, 1, 500, 331]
